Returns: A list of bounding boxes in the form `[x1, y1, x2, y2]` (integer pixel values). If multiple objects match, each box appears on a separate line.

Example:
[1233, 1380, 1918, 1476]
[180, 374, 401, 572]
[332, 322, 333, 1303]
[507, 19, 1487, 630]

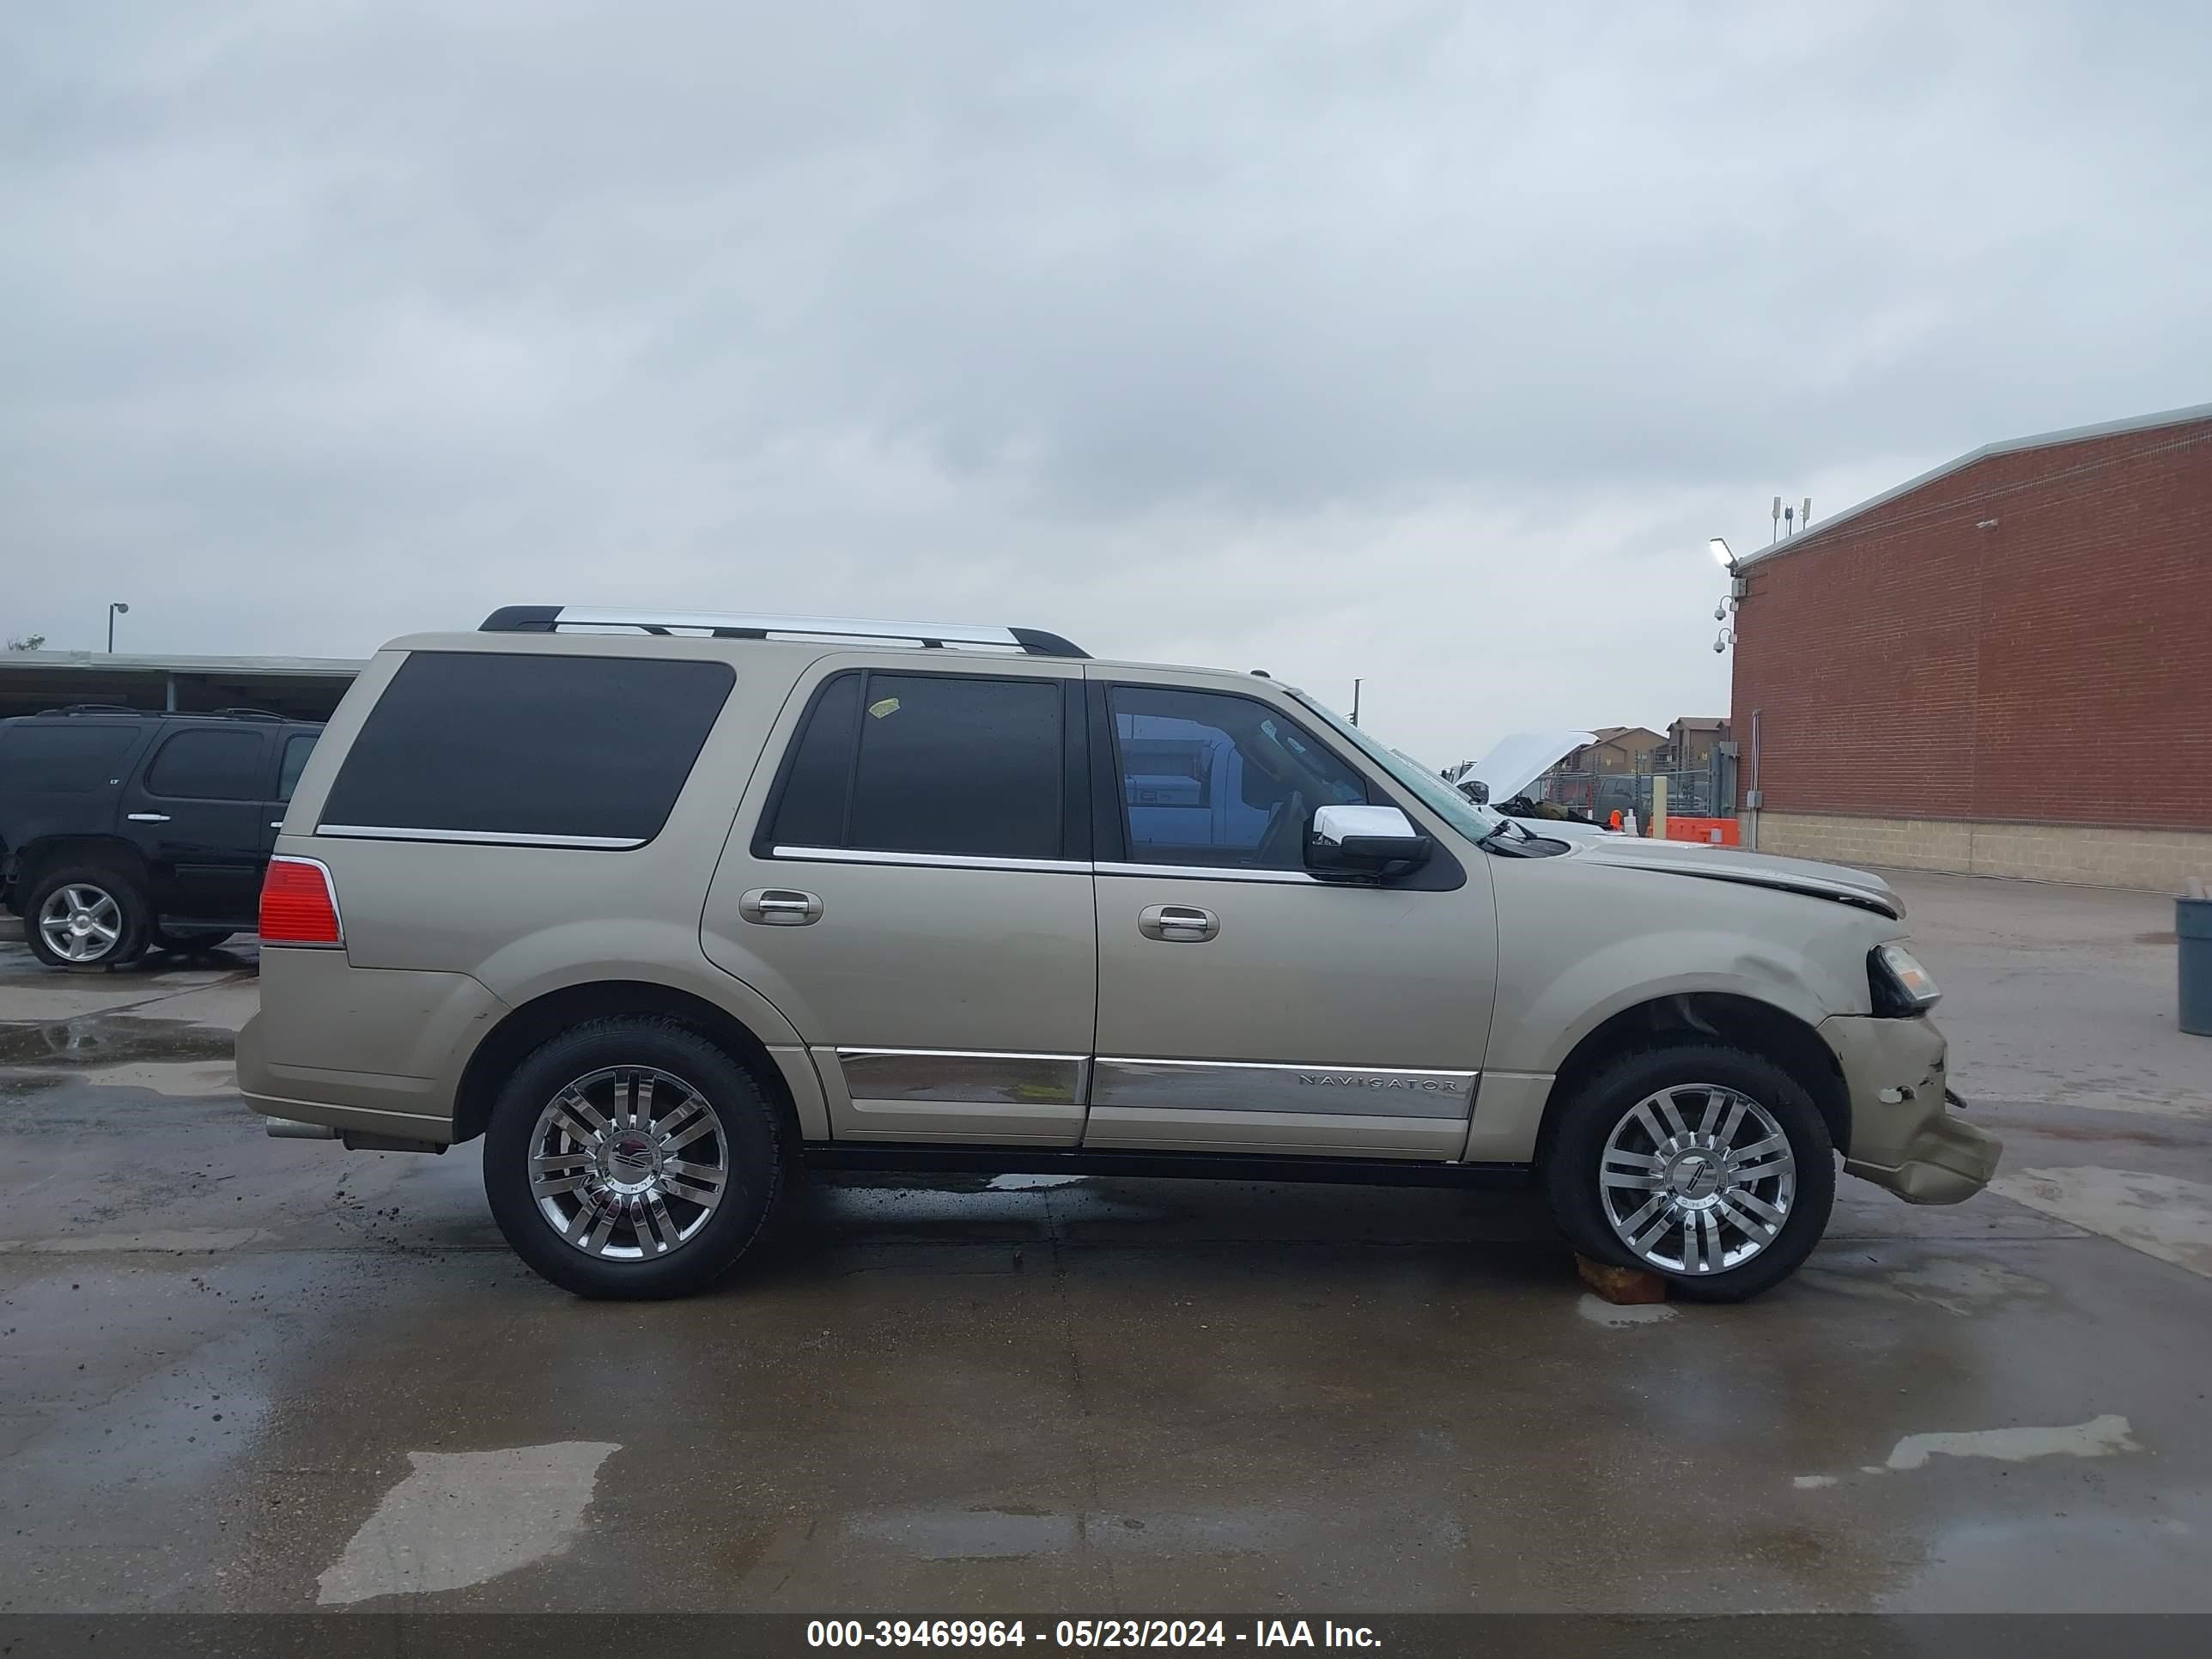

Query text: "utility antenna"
[1771, 496, 1781, 545]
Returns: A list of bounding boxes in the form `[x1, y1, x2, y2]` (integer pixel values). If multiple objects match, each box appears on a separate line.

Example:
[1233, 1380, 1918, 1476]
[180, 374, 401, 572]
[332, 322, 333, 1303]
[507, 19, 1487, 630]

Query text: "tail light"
[260, 855, 343, 947]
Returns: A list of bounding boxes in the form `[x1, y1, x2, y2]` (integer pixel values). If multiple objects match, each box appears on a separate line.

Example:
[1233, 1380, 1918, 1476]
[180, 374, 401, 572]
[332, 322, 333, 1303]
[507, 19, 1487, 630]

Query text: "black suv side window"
[144, 728, 267, 801]
[278, 733, 319, 802]
[0, 722, 140, 793]
[1106, 684, 1368, 870]
[765, 671, 1066, 861]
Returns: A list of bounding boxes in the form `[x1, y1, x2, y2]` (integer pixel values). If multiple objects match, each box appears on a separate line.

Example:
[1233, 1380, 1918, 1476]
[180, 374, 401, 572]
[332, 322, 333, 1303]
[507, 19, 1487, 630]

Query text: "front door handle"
[740, 888, 823, 927]
[1139, 903, 1218, 943]
[126, 812, 170, 823]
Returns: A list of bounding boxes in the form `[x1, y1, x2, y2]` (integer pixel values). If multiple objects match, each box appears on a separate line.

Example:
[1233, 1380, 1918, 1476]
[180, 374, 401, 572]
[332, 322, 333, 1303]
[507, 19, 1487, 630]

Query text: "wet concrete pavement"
[1, 872, 2209, 1613]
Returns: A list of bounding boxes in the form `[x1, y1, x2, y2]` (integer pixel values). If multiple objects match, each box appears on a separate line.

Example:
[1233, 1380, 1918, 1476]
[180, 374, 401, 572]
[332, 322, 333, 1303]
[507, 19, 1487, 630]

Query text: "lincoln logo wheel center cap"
[1667, 1152, 1726, 1204]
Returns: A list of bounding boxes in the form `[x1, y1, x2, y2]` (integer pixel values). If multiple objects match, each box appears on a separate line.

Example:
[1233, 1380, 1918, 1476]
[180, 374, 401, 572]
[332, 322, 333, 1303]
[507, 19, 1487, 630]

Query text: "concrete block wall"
[1752, 811, 2212, 893]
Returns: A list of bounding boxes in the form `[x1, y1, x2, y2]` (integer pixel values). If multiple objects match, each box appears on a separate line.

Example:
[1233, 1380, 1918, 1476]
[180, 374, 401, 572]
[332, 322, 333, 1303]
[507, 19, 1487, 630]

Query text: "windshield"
[1284, 687, 1510, 847]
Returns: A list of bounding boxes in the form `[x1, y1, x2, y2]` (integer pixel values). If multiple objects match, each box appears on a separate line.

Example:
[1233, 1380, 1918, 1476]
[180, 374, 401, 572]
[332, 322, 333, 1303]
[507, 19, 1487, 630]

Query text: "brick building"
[1731, 402, 2212, 891]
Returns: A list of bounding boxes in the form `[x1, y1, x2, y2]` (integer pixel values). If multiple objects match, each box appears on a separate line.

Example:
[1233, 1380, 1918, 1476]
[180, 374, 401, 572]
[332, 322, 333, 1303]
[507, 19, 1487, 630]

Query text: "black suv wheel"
[1542, 1042, 1835, 1303]
[25, 860, 151, 970]
[483, 1017, 787, 1299]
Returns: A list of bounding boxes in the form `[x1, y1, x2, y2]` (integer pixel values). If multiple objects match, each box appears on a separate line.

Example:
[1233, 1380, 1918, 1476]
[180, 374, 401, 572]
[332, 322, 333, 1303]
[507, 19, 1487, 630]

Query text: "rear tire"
[25, 860, 150, 971]
[1542, 1042, 1834, 1303]
[483, 1017, 787, 1299]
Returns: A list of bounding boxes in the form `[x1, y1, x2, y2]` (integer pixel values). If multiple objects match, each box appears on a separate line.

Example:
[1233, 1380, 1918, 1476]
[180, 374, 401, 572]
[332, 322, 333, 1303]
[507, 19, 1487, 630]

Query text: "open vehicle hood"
[1562, 834, 1903, 920]
[1515, 814, 1616, 841]
[1458, 730, 1595, 805]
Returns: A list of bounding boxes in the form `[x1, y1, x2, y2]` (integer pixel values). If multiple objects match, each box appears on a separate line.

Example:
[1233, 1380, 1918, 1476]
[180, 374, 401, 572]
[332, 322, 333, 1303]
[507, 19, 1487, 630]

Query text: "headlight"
[1869, 943, 1941, 1015]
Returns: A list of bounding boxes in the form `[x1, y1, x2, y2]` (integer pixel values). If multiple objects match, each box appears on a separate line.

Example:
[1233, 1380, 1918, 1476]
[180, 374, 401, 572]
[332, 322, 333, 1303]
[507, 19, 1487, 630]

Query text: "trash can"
[2182, 896, 2212, 1037]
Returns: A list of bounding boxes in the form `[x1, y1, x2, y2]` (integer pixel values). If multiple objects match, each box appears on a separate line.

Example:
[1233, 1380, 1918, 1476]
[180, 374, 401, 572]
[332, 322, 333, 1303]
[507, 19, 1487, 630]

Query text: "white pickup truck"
[1443, 731, 1621, 842]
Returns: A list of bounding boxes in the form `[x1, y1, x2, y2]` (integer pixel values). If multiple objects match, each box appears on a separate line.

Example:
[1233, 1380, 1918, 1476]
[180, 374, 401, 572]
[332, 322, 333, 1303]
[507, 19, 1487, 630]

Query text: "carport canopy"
[0, 651, 365, 724]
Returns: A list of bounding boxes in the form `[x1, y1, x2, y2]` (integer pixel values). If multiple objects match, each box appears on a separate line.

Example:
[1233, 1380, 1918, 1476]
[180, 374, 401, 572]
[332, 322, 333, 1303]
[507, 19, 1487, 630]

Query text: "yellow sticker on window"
[867, 696, 901, 719]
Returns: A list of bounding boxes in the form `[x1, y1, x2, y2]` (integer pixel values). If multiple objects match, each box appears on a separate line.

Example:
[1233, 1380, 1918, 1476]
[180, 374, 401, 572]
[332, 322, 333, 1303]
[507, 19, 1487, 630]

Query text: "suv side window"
[319, 652, 733, 846]
[766, 671, 1066, 861]
[278, 733, 319, 802]
[0, 722, 140, 793]
[144, 728, 267, 801]
[1107, 684, 1367, 870]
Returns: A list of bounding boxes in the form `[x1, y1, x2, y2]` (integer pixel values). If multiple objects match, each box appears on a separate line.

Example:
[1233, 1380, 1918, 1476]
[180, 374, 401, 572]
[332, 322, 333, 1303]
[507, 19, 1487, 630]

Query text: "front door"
[122, 725, 276, 924]
[702, 657, 1097, 1145]
[1085, 673, 1497, 1159]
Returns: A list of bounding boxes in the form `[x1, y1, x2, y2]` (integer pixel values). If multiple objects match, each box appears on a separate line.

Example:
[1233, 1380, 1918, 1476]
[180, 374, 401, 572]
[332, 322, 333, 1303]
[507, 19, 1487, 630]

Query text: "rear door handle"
[1139, 903, 1218, 942]
[740, 888, 823, 926]
[126, 812, 170, 823]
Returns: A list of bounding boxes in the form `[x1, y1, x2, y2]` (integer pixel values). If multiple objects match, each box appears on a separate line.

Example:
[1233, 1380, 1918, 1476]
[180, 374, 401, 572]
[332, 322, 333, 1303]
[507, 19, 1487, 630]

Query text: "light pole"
[106, 601, 130, 653]
[1351, 678, 1363, 726]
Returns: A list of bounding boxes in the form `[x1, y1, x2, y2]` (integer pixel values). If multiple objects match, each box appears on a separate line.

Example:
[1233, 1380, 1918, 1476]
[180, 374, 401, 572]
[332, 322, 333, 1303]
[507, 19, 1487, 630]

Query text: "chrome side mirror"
[1306, 803, 1432, 878]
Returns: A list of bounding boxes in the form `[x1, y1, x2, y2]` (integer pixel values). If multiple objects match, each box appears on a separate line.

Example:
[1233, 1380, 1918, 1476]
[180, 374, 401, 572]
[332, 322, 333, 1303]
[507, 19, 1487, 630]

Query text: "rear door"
[122, 724, 276, 923]
[702, 657, 1096, 1145]
[0, 718, 147, 854]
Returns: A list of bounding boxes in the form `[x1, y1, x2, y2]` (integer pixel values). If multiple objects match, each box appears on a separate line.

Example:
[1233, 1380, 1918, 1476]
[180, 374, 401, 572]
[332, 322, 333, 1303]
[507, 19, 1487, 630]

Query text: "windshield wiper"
[1474, 815, 1531, 855]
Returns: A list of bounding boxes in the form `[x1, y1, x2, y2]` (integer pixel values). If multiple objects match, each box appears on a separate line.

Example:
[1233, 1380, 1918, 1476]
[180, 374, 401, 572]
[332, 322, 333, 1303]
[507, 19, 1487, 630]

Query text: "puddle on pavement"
[0, 1013, 237, 1070]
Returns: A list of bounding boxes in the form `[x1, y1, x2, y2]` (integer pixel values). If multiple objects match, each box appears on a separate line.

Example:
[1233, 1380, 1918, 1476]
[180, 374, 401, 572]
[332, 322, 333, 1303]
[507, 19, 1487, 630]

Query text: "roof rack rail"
[40, 703, 143, 717]
[478, 605, 1088, 659]
[210, 706, 288, 721]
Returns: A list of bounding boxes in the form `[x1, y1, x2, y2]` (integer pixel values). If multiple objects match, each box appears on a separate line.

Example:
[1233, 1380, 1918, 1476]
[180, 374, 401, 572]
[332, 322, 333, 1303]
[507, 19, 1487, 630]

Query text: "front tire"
[26, 862, 150, 970]
[1543, 1043, 1834, 1303]
[483, 1017, 787, 1299]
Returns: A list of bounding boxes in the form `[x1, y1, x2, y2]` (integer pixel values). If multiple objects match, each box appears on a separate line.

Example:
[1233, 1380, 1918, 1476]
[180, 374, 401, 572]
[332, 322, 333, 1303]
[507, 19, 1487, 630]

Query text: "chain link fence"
[1528, 746, 1738, 825]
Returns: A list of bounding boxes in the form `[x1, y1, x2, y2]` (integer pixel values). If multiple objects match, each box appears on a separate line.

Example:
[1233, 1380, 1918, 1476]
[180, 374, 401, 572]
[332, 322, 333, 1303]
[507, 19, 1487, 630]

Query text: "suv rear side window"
[0, 722, 140, 793]
[764, 671, 1066, 860]
[1107, 684, 1367, 869]
[144, 728, 268, 801]
[319, 652, 733, 846]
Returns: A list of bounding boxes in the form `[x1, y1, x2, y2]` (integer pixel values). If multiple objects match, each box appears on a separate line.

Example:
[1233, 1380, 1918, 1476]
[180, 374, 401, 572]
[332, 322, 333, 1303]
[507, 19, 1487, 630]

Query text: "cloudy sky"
[5, 1, 2207, 763]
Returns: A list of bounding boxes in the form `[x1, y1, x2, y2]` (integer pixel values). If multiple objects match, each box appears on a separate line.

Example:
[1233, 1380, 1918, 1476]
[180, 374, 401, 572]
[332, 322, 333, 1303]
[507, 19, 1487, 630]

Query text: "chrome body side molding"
[1091, 1057, 1476, 1121]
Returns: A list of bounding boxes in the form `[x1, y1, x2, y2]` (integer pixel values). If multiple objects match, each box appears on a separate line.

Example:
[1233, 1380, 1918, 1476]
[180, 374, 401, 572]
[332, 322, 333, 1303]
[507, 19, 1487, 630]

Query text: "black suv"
[0, 706, 322, 969]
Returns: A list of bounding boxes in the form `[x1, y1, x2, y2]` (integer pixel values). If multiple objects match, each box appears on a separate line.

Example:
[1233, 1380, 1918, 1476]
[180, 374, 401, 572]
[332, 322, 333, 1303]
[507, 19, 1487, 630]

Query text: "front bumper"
[1820, 1013, 2002, 1204]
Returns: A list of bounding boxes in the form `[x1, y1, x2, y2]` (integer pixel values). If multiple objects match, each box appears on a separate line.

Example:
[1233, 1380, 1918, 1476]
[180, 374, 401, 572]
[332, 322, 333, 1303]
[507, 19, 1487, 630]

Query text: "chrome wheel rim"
[38, 884, 122, 963]
[1599, 1084, 1796, 1275]
[529, 1066, 728, 1260]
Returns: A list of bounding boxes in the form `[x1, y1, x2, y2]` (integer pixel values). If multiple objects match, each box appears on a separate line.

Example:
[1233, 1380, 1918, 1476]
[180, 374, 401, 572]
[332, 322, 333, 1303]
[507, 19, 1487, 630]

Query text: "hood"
[1456, 730, 1595, 805]
[1563, 834, 1903, 920]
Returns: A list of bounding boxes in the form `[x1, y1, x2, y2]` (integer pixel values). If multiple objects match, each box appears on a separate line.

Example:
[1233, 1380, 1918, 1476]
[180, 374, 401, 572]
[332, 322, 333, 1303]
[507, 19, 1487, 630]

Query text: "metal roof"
[0, 650, 368, 676]
[1739, 399, 2212, 568]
